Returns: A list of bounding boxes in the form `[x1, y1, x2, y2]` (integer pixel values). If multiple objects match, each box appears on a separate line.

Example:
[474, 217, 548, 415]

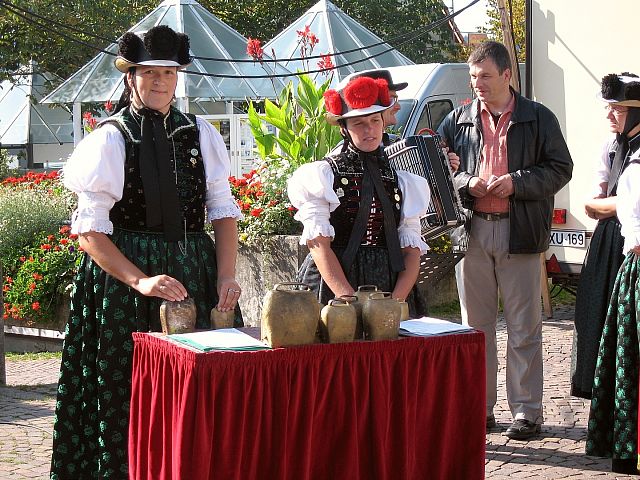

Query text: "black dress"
[571, 137, 638, 399]
[296, 146, 428, 317]
[50, 107, 241, 479]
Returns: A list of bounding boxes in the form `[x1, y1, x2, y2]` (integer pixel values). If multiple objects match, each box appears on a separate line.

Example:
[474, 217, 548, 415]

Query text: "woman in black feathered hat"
[582, 73, 640, 474]
[50, 25, 243, 479]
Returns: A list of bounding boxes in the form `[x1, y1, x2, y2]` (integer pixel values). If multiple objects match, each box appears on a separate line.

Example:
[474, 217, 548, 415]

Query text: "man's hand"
[468, 176, 488, 198]
[486, 174, 514, 199]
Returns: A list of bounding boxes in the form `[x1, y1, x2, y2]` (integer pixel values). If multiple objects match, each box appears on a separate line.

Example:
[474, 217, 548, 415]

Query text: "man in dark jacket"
[438, 41, 573, 440]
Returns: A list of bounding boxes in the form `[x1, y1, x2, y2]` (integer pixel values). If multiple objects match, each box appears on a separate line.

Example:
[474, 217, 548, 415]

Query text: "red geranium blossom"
[32, 302, 40, 311]
[317, 54, 334, 72]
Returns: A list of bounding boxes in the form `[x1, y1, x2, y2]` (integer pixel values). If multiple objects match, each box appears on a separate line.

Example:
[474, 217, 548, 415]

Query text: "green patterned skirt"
[586, 252, 640, 474]
[50, 228, 242, 479]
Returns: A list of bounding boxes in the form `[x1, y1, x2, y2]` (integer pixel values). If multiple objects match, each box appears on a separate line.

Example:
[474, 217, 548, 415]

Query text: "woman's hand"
[216, 277, 241, 312]
[136, 275, 188, 302]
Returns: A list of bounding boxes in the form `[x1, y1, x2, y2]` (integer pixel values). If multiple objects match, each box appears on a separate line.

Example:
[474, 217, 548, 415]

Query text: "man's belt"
[473, 211, 509, 221]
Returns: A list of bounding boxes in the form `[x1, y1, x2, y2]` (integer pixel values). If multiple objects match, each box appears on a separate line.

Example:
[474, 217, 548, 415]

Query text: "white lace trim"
[299, 224, 335, 244]
[207, 203, 243, 222]
[398, 230, 429, 254]
[71, 210, 114, 235]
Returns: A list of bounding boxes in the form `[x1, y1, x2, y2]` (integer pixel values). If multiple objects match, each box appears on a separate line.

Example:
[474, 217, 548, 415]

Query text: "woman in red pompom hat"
[287, 76, 431, 324]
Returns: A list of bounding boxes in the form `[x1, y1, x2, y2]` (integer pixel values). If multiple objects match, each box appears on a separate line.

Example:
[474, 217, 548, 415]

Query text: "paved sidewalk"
[0, 305, 637, 479]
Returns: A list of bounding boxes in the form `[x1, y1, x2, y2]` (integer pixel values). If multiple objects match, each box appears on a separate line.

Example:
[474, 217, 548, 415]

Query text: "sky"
[450, 0, 490, 33]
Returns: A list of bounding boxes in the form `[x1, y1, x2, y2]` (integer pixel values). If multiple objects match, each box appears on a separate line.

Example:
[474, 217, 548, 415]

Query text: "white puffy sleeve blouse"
[287, 161, 430, 253]
[63, 116, 241, 235]
[616, 159, 640, 253]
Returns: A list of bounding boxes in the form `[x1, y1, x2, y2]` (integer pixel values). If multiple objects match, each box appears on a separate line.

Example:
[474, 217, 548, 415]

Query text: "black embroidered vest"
[326, 147, 402, 247]
[101, 106, 207, 232]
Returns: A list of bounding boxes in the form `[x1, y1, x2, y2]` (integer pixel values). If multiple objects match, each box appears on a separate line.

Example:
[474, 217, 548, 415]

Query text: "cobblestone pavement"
[0, 305, 637, 479]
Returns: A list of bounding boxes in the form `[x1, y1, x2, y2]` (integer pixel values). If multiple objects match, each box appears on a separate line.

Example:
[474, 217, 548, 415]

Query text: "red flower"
[296, 25, 311, 38]
[32, 273, 43, 281]
[47, 234, 55, 241]
[32, 302, 40, 311]
[250, 208, 263, 217]
[19, 256, 26, 262]
[82, 111, 93, 121]
[323, 89, 343, 116]
[308, 33, 319, 47]
[59, 225, 71, 235]
[6, 277, 12, 284]
[41, 244, 51, 250]
[317, 54, 334, 72]
[54, 246, 61, 251]
[247, 38, 264, 61]
[69, 234, 78, 240]
[60, 238, 68, 245]
[104, 100, 114, 112]
[344, 77, 380, 109]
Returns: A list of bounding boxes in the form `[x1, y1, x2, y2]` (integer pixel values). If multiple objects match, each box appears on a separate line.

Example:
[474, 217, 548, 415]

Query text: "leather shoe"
[504, 419, 541, 440]
[486, 414, 496, 429]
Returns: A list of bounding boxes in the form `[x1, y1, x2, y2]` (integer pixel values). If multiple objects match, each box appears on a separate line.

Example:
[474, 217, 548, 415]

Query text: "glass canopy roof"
[0, 68, 73, 146]
[43, 0, 292, 104]
[263, 0, 414, 87]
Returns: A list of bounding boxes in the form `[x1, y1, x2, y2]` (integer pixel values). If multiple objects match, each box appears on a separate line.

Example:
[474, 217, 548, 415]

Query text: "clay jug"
[320, 298, 357, 343]
[160, 297, 197, 335]
[210, 308, 235, 329]
[261, 282, 320, 347]
[354, 285, 378, 339]
[362, 292, 401, 341]
[397, 300, 410, 321]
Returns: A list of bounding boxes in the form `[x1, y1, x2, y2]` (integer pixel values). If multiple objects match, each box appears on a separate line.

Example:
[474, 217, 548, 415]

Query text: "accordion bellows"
[385, 135, 464, 241]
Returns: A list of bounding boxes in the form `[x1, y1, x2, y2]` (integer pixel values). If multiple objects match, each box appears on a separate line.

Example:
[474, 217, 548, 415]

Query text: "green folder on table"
[169, 328, 270, 352]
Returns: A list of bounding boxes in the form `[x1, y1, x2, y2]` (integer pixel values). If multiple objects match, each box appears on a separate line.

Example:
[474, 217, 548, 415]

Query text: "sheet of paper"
[169, 328, 270, 352]
[399, 317, 473, 337]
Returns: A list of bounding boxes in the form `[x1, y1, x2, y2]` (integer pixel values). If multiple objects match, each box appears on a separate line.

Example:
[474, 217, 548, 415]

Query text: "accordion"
[385, 135, 464, 241]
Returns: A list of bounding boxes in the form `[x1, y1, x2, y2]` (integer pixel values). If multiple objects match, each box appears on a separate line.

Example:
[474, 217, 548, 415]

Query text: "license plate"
[549, 230, 586, 248]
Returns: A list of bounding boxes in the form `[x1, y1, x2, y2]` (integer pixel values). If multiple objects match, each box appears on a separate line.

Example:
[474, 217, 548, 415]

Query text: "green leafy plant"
[1, 170, 78, 327]
[234, 73, 342, 245]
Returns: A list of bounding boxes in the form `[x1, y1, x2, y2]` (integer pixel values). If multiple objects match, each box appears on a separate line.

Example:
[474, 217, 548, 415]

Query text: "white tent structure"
[263, 0, 414, 86]
[42, 0, 294, 146]
[0, 64, 74, 167]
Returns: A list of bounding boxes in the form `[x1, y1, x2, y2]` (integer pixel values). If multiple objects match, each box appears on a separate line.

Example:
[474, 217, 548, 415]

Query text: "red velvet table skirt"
[129, 331, 485, 480]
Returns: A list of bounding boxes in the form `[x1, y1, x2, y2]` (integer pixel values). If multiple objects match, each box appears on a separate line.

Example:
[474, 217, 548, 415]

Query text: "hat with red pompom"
[323, 76, 395, 124]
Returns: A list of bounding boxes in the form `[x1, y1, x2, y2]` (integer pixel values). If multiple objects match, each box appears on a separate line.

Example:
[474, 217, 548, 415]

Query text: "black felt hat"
[598, 72, 640, 107]
[115, 25, 192, 73]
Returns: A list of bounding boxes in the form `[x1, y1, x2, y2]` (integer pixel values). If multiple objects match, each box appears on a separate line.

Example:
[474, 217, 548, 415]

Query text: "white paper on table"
[399, 317, 473, 337]
[169, 328, 270, 351]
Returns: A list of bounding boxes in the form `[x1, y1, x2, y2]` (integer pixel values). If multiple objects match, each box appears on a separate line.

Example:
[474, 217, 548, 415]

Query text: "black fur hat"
[115, 25, 191, 73]
[599, 72, 640, 107]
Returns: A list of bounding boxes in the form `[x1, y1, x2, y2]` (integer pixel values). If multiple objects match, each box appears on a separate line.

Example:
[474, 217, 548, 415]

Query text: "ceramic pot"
[397, 300, 410, 321]
[362, 292, 401, 341]
[320, 298, 357, 343]
[261, 282, 320, 347]
[354, 285, 378, 340]
[160, 297, 197, 335]
[210, 308, 235, 329]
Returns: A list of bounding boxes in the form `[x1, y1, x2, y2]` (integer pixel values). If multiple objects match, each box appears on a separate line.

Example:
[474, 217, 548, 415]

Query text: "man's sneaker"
[504, 419, 541, 440]
[486, 414, 497, 429]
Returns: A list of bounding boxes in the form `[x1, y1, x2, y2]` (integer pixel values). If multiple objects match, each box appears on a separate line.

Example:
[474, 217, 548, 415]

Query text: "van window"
[413, 99, 454, 135]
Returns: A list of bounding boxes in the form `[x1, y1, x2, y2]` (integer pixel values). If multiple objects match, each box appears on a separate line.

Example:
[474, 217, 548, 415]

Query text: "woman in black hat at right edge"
[584, 73, 640, 474]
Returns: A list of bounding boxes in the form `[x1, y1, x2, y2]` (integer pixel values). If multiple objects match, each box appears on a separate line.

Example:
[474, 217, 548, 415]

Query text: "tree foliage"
[485, 0, 526, 61]
[0, 0, 462, 84]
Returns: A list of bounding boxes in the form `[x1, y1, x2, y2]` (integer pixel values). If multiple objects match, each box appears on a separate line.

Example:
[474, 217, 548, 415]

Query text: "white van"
[388, 63, 475, 137]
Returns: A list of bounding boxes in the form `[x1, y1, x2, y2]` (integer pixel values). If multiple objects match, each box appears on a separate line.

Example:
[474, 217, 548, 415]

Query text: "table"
[129, 330, 485, 480]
